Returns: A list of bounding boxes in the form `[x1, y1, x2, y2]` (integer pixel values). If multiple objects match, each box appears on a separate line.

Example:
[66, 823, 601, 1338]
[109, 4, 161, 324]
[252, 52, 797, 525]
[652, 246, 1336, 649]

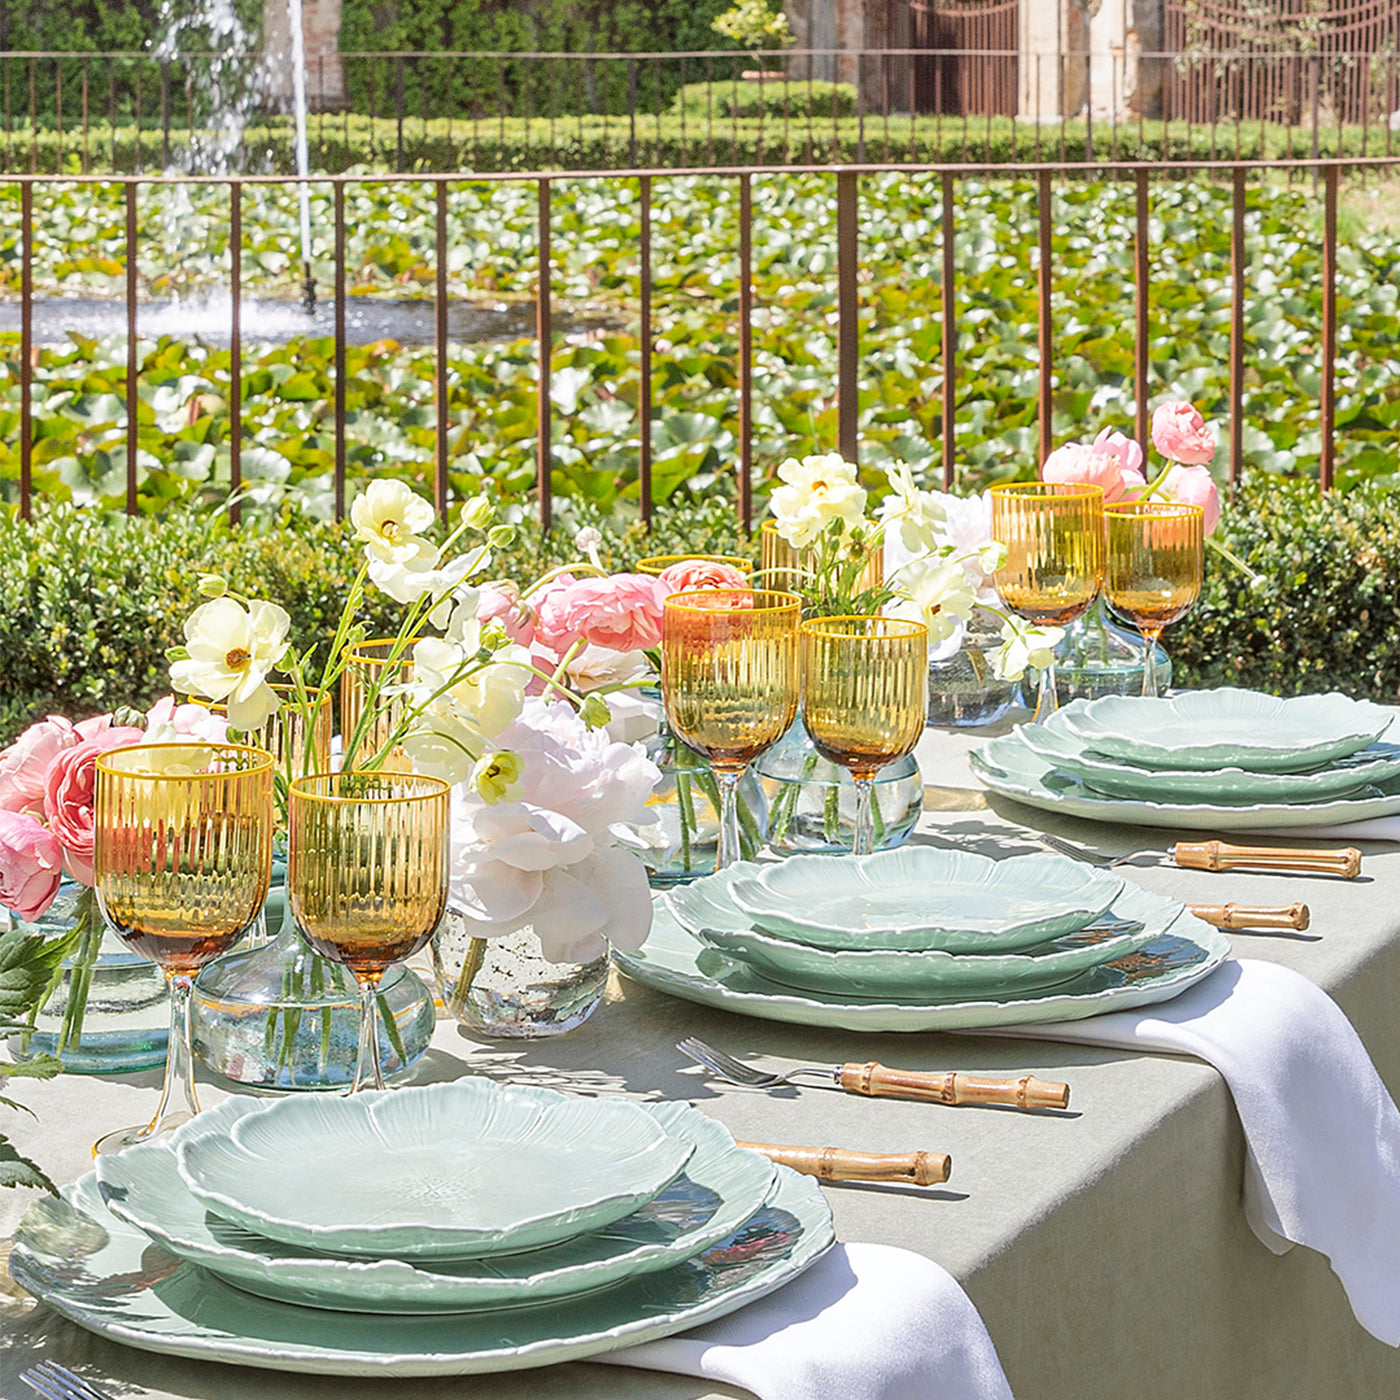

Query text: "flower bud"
[487, 524, 516, 548]
[580, 692, 613, 730]
[197, 574, 227, 598]
[460, 494, 494, 531]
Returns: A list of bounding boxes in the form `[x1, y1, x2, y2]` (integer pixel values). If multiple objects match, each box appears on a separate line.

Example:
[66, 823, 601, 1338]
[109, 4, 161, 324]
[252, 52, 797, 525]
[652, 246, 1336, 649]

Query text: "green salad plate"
[617, 882, 1230, 1033]
[97, 1099, 777, 1314]
[10, 1162, 833, 1378]
[175, 1080, 695, 1260]
[1053, 689, 1394, 774]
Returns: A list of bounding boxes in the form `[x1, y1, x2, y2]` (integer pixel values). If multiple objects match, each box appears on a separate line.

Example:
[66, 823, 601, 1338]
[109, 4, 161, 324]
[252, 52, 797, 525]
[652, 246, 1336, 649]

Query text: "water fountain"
[283, 0, 317, 311]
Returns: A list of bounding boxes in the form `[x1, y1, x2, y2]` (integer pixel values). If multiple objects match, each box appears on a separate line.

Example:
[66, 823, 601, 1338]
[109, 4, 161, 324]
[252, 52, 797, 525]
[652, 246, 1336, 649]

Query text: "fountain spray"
[286, 0, 315, 312]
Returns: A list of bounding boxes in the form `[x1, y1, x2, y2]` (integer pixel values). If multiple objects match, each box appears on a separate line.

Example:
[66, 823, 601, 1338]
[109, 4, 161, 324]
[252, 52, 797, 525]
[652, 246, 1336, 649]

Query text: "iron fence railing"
[2, 156, 1389, 532]
[1, 48, 1398, 173]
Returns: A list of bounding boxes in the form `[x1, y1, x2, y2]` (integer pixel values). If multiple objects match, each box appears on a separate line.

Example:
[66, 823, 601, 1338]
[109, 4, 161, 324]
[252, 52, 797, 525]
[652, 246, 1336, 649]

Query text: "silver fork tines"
[677, 1037, 831, 1089]
[20, 1362, 115, 1400]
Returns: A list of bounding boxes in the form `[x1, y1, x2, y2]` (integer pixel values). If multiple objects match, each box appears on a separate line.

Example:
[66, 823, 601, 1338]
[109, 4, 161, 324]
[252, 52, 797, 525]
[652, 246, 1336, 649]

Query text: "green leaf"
[0, 924, 82, 1023]
[0, 1135, 57, 1194]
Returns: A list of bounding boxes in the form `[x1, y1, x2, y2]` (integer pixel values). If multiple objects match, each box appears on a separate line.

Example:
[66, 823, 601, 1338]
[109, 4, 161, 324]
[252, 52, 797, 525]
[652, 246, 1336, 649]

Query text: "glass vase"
[925, 627, 1019, 728]
[754, 718, 922, 856]
[5, 880, 169, 1075]
[189, 879, 436, 1091]
[432, 912, 608, 1040]
[1056, 597, 1172, 703]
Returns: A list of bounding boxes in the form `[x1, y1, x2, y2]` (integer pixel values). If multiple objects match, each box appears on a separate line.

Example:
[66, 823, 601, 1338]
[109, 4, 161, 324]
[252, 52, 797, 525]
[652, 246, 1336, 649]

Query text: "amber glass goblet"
[990, 481, 1105, 722]
[287, 772, 449, 1093]
[339, 637, 419, 772]
[635, 553, 753, 578]
[1104, 501, 1205, 698]
[800, 617, 929, 857]
[93, 742, 274, 1152]
[661, 589, 801, 869]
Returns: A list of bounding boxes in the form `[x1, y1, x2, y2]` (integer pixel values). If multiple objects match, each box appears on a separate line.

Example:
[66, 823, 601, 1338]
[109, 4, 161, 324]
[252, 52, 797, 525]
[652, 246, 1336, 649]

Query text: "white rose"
[769, 452, 868, 550]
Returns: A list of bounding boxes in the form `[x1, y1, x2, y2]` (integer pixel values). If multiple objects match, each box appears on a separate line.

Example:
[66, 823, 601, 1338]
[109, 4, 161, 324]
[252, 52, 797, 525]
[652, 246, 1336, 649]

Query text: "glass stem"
[1140, 627, 1164, 698]
[852, 776, 876, 856]
[1033, 660, 1059, 723]
[715, 768, 744, 870]
[351, 975, 387, 1093]
[143, 971, 199, 1139]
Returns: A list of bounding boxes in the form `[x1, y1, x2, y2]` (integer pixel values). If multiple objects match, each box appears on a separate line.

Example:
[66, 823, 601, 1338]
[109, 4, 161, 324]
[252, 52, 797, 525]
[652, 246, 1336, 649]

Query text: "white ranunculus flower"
[448, 699, 661, 963]
[878, 462, 946, 556]
[350, 479, 436, 565]
[563, 645, 649, 694]
[886, 553, 977, 651]
[992, 618, 1063, 682]
[168, 596, 290, 729]
[769, 452, 868, 549]
[367, 545, 474, 610]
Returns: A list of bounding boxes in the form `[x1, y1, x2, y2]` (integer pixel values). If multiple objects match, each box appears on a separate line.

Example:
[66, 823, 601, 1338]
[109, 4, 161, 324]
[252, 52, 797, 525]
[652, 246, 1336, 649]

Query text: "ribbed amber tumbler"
[287, 772, 449, 1092]
[990, 481, 1105, 721]
[758, 520, 884, 598]
[635, 553, 753, 577]
[93, 742, 274, 1152]
[1105, 501, 1204, 698]
[661, 588, 801, 869]
[800, 616, 929, 857]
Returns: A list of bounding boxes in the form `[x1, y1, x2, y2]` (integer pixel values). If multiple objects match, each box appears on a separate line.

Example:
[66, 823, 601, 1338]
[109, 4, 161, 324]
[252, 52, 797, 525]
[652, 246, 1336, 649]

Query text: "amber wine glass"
[635, 553, 753, 578]
[93, 742, 274, 1153]
[661, 589, 801, 869]
[990, 481, 1105, 721]
[800, 617, 929, 857]
[287, 772, 449, 1093]
[1104, 501, 1205, 699]
[340, 637, 420, 772]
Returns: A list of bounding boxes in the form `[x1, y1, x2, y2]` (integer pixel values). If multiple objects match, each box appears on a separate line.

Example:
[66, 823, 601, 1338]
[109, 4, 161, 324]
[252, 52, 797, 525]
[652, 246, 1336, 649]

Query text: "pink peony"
[146, 695, 229, 744]
[0, 716, 80, 818]
[1151, 401, 1216, 466]
[478, 583, 537, 647]
[0, 810, 65, 921]
[657, 559, 750, 594]
[1041, 441, 1145, 503]
[531, 574, 581, 652]
[1158, 464, 1222, 536]
[42, 727, 146, 887]
[542, 575, 668, 654]
[1089, 427, 1145, 478]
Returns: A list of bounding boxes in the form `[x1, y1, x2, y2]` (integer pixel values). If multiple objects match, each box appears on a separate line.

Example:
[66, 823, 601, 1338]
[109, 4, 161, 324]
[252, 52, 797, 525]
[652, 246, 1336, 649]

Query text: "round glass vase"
[5, 880, 169, 1075]
[753, 717, 923, 857]
[189, 878, 436, 1091]
[432, 911, 608, 1040]
[926, 627, 1019, 728]
[1056, 597, 1173, 703]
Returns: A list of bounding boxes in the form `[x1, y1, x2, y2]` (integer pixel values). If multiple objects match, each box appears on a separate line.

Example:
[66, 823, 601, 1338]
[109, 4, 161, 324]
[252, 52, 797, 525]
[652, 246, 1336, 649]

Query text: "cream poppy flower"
[878, 462, 946, 555]
[886, 554, 977, 647]
[350, 480, 437, 565]
[769, 452, 868, 549]
[168, 597, 290, 729]
[992, 618, 1063, 682]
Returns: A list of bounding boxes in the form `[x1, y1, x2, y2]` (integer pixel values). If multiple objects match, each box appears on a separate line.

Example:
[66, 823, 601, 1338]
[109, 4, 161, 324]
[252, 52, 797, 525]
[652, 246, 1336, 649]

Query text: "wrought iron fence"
[2, 155, 1389, 532]
[1, 48, 1398, 173]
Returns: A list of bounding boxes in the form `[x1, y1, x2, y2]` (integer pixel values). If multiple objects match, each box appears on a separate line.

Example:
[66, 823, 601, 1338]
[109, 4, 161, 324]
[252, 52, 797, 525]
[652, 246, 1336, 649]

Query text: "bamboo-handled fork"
[1040, 832, 1360, 879]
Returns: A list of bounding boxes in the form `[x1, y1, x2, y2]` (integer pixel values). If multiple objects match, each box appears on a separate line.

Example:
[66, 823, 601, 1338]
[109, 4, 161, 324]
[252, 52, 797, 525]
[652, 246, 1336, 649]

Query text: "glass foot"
[92, 1111, 192, 1157]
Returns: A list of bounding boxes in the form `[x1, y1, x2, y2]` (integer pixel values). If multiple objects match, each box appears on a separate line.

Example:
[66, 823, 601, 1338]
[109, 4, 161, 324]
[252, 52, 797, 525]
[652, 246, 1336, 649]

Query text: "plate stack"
[971, 689, 1400, 830]
[614, 847, 1230, 1033]
[8, 1081, 835, 1376]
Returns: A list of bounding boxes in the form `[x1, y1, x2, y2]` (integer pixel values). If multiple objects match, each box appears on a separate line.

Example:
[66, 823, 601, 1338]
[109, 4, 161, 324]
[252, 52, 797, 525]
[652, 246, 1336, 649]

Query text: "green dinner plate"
[97, 1100, 777, 1314]
[10, 1162, 833, 1377]
[670, 853, 1125, 954]
[175, 1080, 695, 1260]
[1020, 722, 1400, 804]
[970, 726, 1400, 831]
[1053, 689, 1394, 774]
[617, 883, 1230, 1033]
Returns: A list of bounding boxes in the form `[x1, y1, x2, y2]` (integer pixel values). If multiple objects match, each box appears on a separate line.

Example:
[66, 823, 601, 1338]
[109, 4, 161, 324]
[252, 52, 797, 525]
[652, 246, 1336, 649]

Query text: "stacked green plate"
[971, 689, 1400, 830]
[10, 1082, 834, 1376]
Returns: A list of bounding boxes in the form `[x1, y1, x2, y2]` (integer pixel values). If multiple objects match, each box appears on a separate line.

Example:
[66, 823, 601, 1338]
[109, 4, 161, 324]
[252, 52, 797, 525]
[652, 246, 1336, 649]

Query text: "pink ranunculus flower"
[0, 810, 65, 921]
[1158, 464, 1222, 536]
[1041, 441, 1145, 504]
[145, 695, 229, 744]
[550, 575, 668, 654]
[1151, 401, 1217, 466]
[478, 583, 537, 647]
[656, 559, 750, 594]
[42, 726, 146, 887]
[530, 574, 581, 652]
[0, 716, 80, 818]
[75, 715, 115, 741]
[1089, 426, 1145, 478]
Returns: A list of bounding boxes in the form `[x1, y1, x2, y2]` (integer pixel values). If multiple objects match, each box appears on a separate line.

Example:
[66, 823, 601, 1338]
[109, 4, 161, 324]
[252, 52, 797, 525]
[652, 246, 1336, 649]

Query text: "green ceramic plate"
[670, 853, 1124, 954]
[690, 919, 1159, 1000]
[1054, 689, 1394, 773]
[970, 727, 1400, 831]
[175, 1081, 695, 1260]
[9, 1164, 833, 1377]
[617, 883, 1230, 1033]
[97, 1100, 776, 1314]
[1020, 723, 1400, 804]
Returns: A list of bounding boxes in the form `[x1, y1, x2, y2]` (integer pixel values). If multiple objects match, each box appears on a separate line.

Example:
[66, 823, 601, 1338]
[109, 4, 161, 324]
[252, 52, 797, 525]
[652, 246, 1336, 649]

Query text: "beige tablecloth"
[5, 719, 1400, 1400]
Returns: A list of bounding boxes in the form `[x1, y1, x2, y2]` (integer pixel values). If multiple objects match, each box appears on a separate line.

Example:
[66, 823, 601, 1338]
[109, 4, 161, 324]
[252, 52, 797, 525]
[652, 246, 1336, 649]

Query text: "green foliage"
[1173, 476, 1400, 703]
[670, 79, 858, 120]
[710, 0, 793, 52]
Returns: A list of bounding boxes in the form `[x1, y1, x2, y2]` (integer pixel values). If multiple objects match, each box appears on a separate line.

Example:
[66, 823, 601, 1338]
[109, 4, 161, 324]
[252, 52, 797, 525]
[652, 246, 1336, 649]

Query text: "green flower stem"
[448, 936, 489, 1020]
[768, 749, 821, 846]
[675, 771, 697, 872]
[54, 889, 105, 1053]
[377, 988, 410, 1067]
[823, 779, 841, 843]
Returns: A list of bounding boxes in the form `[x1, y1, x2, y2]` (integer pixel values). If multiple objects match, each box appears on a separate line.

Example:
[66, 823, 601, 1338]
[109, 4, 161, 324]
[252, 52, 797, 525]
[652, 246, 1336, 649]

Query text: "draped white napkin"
[1251, 817, 1400, 842]
[994, 957, 1400, 1345]
[595, 1241, 1016, 1400]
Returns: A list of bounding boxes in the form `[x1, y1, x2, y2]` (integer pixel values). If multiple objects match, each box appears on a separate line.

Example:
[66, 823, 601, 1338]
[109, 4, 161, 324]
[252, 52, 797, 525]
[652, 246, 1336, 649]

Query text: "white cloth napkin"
[594, 1241, 1015, 1400]
[1250, 817, 1400, 842]
[995, 957, 1400, 1345]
